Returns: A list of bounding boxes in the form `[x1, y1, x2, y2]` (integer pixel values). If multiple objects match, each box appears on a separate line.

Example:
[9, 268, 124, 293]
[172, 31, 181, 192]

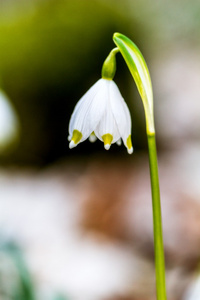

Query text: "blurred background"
[1, 0, 200, 299]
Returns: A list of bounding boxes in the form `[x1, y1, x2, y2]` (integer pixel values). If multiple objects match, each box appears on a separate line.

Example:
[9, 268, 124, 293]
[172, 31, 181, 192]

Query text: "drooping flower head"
[68, 48, 133, 154]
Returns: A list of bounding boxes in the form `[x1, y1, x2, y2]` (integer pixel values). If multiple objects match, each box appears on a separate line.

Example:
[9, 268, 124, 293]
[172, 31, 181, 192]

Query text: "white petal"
[89, 132, 97, 143]
[94, 81, 120, 144]
[104, 144, 111, 150]
[95, 108, 120, 144]
[116, 139, 122, 146]
[69, 79, 107, 144]
[69, 140, 76, 149]
[109, 80, 133, 152]
[69, 79, 101, 136]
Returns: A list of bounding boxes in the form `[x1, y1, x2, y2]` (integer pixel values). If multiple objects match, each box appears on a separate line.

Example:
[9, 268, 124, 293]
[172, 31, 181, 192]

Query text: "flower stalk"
[148, 133, 166, 300]
[113, 33, 167, 300]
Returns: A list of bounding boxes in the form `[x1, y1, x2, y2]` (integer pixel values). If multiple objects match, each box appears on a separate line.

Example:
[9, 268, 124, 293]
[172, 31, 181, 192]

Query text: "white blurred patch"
[0, 170, 154, 300]
[183, 275, 200, 300]
[0, 90, 19, 153]
[152, 47, 200, 144]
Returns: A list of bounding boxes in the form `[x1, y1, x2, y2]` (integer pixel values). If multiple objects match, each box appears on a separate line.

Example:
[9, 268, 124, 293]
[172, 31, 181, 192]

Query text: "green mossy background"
[0, 0, 143, 165]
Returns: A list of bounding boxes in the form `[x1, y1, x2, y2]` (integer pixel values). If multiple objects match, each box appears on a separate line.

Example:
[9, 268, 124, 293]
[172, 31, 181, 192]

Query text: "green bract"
[113, 32, 155, 135]
[101, 48, 119, 80]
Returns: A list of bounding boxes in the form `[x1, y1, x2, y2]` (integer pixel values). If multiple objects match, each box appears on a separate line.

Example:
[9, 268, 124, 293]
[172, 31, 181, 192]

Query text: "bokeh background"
[1, 0, 200, 299]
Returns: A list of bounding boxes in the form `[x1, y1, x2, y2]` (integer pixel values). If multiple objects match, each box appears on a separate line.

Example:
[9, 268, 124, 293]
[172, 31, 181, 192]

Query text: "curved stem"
[147, 133, 167, 300]
[112, 32, 167, 299]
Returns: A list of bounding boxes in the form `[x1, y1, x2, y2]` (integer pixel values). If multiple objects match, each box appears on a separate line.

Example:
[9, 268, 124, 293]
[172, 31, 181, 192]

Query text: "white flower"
[68, 78, 133, 154]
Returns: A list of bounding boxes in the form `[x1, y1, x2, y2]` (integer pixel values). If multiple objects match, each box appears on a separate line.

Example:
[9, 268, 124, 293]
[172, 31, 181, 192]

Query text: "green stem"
[112, 31, 167, 299]
[147, 133, 167, 300]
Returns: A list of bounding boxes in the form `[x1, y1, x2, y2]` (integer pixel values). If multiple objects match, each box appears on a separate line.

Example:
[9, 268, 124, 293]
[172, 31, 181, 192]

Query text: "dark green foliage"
[0, 241, 35, 300]
[0, 240, 69, 300]
[0, 0, 130, 165]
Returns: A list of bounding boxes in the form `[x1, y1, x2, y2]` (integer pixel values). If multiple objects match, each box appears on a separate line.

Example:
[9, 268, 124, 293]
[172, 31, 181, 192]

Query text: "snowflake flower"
[68, 78, 133, 154]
